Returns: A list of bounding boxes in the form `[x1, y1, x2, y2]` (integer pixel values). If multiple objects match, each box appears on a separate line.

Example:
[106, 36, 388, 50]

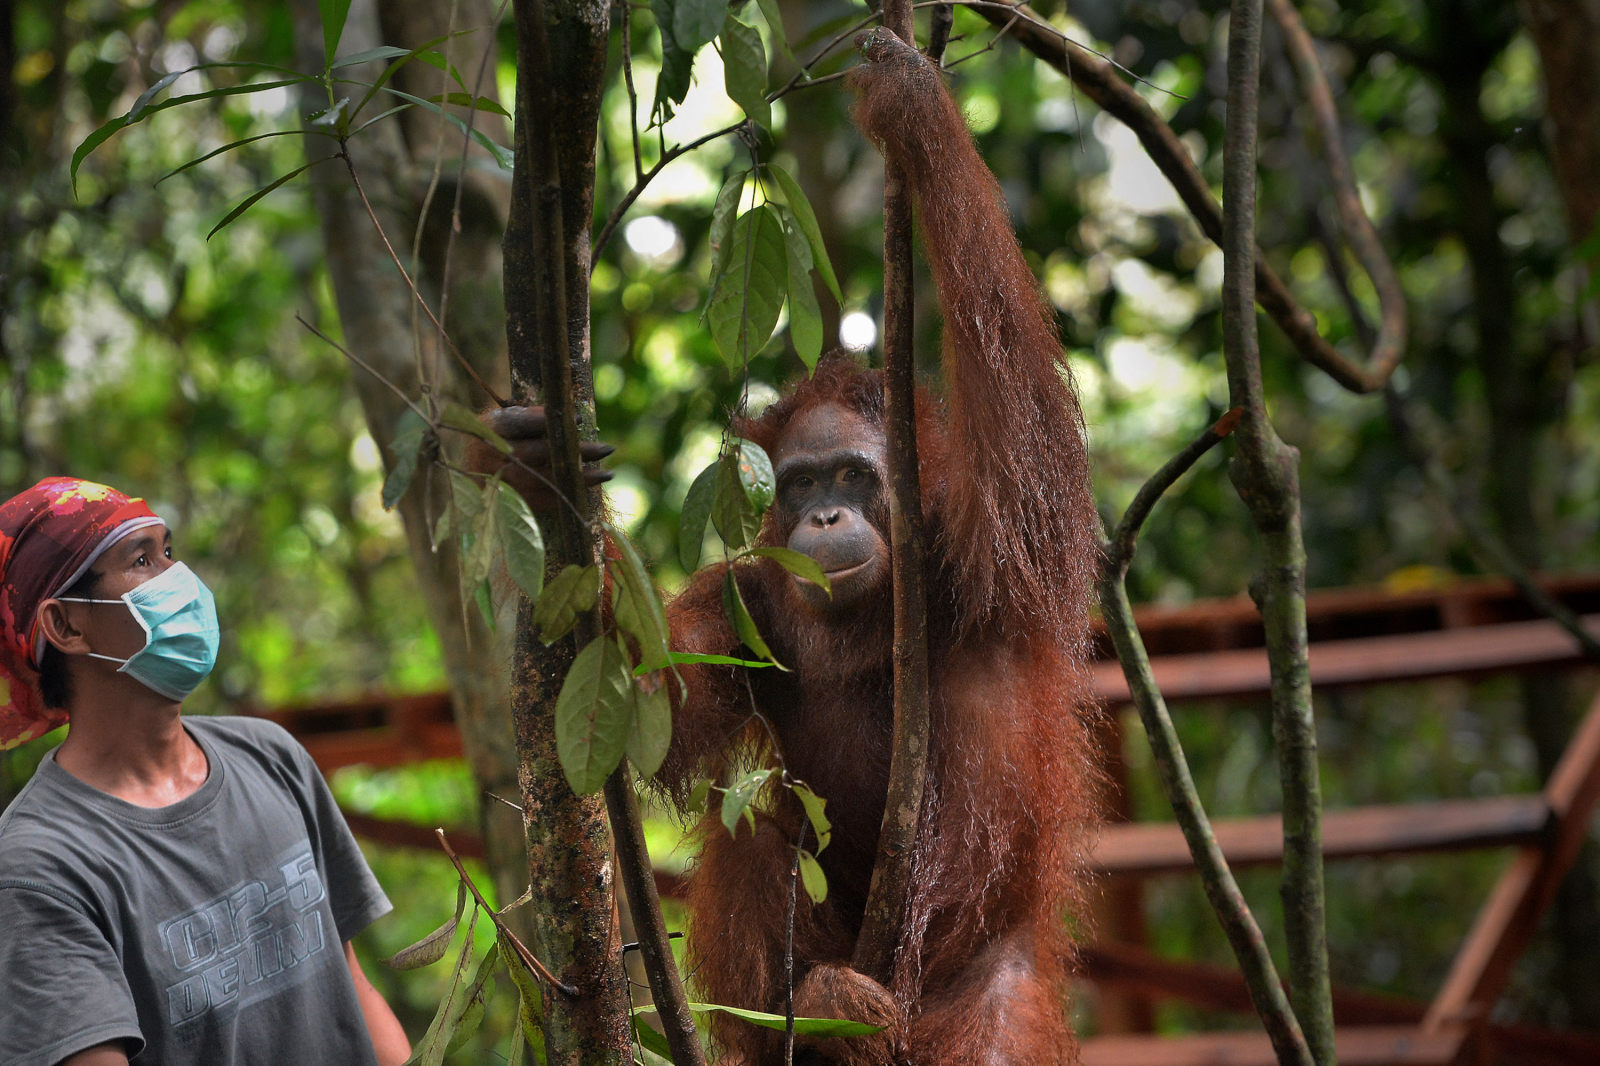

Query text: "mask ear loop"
[55, 592, 153, 668]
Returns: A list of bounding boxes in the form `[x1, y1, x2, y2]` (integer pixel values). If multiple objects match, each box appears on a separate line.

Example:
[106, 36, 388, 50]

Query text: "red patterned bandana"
[0, 477, 161, 748]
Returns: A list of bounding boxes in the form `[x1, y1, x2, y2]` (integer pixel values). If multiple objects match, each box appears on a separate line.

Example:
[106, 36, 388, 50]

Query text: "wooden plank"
[1091, 795, 1551, 877]
[1091, 613, 1600, 705]
[1426, 688, 1600, 1028]
[1081, 1026, 1465, 1066]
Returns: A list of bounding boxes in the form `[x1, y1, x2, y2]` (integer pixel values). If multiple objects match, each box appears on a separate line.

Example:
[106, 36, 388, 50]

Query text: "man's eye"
[135, 553, 149, 567]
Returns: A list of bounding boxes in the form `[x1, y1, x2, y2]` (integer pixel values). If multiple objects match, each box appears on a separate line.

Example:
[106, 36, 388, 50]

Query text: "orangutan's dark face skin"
[770, 402, 891, 612]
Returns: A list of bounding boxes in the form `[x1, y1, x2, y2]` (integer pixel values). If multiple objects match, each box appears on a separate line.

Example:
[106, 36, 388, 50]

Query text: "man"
[0, 477, 411, 1066]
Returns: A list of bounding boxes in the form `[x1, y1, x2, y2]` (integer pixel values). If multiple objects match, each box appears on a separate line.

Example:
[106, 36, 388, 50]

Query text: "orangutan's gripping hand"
[473, 405, 613, 515]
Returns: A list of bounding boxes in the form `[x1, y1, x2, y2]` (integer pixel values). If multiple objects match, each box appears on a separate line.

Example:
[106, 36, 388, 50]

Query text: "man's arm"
[58, 1044, 129, 1066]
[346, 941, 411, 1066]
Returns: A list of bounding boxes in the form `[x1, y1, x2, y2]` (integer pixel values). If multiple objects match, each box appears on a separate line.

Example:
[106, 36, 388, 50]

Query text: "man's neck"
[55, 696, 209, 808]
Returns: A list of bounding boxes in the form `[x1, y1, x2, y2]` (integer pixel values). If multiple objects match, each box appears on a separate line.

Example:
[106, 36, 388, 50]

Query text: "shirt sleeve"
[0, 882, 144, 1066]
[278, 734, 393, 944]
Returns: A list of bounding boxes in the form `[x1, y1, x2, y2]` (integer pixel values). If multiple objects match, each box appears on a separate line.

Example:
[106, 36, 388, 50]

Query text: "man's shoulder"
[188, 714, 304, 764]
[0, 772, 97, 896]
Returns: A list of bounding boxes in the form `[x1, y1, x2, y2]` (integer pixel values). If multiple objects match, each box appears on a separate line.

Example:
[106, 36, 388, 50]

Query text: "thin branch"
[434, 828, 576, 995]
[1266, 0, 1406, 386]
[1385, 388, 1600, 662]
[295, 313, 429, 416]
[338, 148, 507, 405]
[1108, 408, 1243, 571]
[620, 2, 644, 181]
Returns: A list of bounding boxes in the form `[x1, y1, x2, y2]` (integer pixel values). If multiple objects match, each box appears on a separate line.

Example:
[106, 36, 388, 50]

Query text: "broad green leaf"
[747, 547, 830, 596]
[754, 0, 800, 67]
[679, 460, 719, 571]
[791, 782, 832, 853]
[679, 1001, 884, 1037]
[207, 159, 331, 240]
[554, 636, 634, 793]
[445, 949, 500, 1055]
[385, 882, 467, 970]
[720, 767, 775, 836]
[432, 507, 452, 552]
[441, 401, 512, 454]
[733, 439, 776, 511]
[707, 205, 787, 366]
[449, 469, 487, 522]
[674, 0, 725, 52]
[633, 650, 780, 675]
[779, 208, 824, 369]
[319, 0, 353, 67]
[494, 485, 546, 601]
[770, 164, 842, 304]
[651, 0, 693, 112]
[462, 481, 499, 588]
[376, 88, 515, 169]
[702, 168, 749, 318]
[606, 523, 673, 675]
[721, 15, 771, 129]
[631, 1017, 673, 1062]
[498, 934, 547, 1065]
[712, 451, 764, 551]
[401, 906, 481, 1066]
[72, 78, 305, 193]
[534, 564, 601, 644]
[687, 777, 712, 814]
[722, 568, 783, 667]
[798, 850, 828, 903]
[626, 682, 672, 780]
[382, 408, 430, 510]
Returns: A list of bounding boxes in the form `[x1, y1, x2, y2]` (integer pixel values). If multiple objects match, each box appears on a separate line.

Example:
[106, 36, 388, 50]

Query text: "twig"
[1266, 0, 1406, 387]
[435, 828, 576, 995]
[783, 820, 805, 1066]
[295, 313, 429, 415]
[1385, 387, 1600, 662]
[620, 2, 644, 181]
[590, 120, 749, 268]
[1108, 408, 1243, 570]
[338, 148, 507, 405]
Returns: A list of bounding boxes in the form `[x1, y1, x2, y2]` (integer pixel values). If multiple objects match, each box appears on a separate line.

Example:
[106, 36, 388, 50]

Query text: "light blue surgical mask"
[61, 562, 221, 702]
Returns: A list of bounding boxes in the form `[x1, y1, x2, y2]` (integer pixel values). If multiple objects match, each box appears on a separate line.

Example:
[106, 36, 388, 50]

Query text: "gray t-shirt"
[0, 716, 392, 1066]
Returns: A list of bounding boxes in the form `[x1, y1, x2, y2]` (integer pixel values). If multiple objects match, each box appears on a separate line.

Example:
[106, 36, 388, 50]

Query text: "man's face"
[58, 523, 176, 661]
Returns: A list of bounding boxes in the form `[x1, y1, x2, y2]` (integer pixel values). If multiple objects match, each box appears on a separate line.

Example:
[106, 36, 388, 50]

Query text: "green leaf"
[607, 523, 673, 675]
[401, 906, 481, 1066]
[708, 205, 787, 366]
[679, 460, 719, 571]
[71, 78, 306, 193]
[157, 130, 325, 187]
[679, 1001, 884, 1037]
[382, 408, 430, 510]
[462, 480, 499, 588]
[778, 207, 824, 369]
[207, 159, 331, 240]
[791, 782, 832, 853]
[494, 484, 546, 601]
[712, 450, 763, 551]
[650, 0, 694, 112]
[626, 682, 672, 780]
[498, 934, 547, 1065]
[376, 88, 515, 170]
[721, 14, 771, 129]
[688, 777, 712, 814]
[385, 882, 467, 970]
[632, 1017, 674, 1062]
[720, 767, 775, 836]
[554, 636, 635, 794]
[798, 850, 828, 904]
[674, 0, 725, 53]
[722, 568, 783, 667]
[426, 91, 512, 118]
[444, 949, 500, 1054]
[330, 44, 414, 69]
[449, 469, 487, 522]
[441, 402, 512, 454]
[769, 164, 842, 305]
[747, 547, 830, 596]
[318, 0, 353, 67]
[754, 0, 800, 67]
[733, 439, 776, 511]
[633, 650, 780, 675]
[703, 168, 749, 317]
[534, 564, 601, 644]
